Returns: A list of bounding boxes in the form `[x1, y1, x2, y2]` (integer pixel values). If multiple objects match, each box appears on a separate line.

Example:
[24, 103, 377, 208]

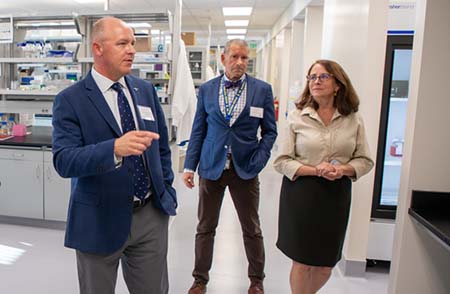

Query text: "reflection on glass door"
[372, 35, 413, 219]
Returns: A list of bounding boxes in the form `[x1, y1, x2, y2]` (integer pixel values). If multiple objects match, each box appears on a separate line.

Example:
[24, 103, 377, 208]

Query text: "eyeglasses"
[306, 73, 334, 82]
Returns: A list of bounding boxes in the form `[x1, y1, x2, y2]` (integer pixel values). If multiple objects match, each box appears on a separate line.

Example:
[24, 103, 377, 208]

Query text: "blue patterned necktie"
[111, 82, 150, 200]
[224, 79, 242, 89]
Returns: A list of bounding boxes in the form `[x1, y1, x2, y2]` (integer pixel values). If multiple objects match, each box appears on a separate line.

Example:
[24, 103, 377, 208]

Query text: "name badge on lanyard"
[223, 80, 246, 124]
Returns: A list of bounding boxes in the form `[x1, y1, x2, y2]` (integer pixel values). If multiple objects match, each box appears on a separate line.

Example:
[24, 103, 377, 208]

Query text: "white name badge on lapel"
[138, 105, 155, 121]
[250, 106, 264, 118]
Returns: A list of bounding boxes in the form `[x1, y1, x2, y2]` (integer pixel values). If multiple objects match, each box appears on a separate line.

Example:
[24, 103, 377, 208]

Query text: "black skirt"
[276, 176, 351, 267]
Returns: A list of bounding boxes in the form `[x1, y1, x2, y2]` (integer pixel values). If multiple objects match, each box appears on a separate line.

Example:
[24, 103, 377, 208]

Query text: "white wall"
[277, 28, 292, 134]
[264, 0, 312, 48]
[302, 6, 323, 78]
[289, 19, 305, 87]
[388, 0, 416, 31]
[269, 38, 279, 95]
[286, 19, 305, 126]
[389, 0, 450, 292]
[321, 0, 388, 272]
[256, 45, 268, 82]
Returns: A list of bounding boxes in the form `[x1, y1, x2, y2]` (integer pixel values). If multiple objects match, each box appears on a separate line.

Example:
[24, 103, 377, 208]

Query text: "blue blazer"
[52, 72, 177, 255]
[184, 74, 277, 180]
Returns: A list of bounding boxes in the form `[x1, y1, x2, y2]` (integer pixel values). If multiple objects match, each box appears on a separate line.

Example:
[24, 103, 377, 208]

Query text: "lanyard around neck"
[222, 79, 246, 123]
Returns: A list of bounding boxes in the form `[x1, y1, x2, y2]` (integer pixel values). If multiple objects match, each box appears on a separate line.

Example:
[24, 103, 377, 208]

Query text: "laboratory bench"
[0, 126, 69, 227]
[409, 190, 450, 251]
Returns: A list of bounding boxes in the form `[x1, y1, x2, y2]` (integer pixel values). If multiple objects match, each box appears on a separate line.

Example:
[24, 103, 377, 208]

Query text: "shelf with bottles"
[15, 40, 75, 60]
[77, 51, 171, 64]
[185, 46, 207, 84]
[0, 89, 60, 97]
[0, 100, 53, 115]
[0, 18, 82, 99]
[0, 57, 75, 63]
[0, 13, 177, 124]
[76, 57, 171, 64]
[145, 78, 170, 84]
[1, 62, 81, 97]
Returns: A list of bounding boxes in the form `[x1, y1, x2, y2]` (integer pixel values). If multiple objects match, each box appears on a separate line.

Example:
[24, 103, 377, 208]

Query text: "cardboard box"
[134, 37, 152, 52]
[181, 32, 196, 46]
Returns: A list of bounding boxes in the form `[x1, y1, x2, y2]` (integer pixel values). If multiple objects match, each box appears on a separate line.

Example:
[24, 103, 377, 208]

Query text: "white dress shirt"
[91, 66, 140, 132]
[91, 68, 151, 201]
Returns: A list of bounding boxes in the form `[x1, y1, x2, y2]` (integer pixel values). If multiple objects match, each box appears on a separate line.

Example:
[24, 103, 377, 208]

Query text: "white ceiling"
[0, 0, 295, 46]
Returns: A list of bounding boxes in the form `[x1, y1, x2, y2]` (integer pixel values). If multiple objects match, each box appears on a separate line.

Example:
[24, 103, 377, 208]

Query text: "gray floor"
[0, 159, 389, 294]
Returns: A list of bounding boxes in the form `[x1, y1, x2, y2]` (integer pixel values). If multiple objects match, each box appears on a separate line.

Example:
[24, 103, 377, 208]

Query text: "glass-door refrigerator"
[371, 35, 413, 219]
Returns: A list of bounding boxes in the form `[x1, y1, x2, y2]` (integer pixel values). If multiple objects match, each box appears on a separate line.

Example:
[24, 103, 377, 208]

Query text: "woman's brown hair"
[296, 59, 359, 115]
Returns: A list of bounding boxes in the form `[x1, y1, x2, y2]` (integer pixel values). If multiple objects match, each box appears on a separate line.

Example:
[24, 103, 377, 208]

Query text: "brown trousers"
[193, 162, 265, 284]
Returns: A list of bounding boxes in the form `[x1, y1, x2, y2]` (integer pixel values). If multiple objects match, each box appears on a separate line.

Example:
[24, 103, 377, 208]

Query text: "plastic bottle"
[31, 41, 38, 58]
[16, 42, 26, 56]
[44, 40, 53, 57]
[7, 116, 15, 135]
[38, 41, 46, 58]
[42, 69, 52, 89]
[24, 41, 34, 58]
[0, 121, 8, 135]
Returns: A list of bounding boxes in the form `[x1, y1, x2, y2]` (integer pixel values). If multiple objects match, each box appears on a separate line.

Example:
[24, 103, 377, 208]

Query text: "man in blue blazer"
[52, 17, 176, 294]
[183, 39, 277, 294]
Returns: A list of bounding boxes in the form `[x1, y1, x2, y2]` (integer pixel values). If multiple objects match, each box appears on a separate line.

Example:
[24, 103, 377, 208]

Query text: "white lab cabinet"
[0, 147, 70, 221]
[186, 46, 207, 85]
[0, 148, 44, 218]
[43, 151, 70, 221]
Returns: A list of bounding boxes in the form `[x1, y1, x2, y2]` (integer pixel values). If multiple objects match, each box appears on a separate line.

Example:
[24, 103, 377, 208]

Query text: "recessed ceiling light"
[227, 35, 245, 40]
[226, 29, 247, 34]
[225, 20, 249, 27]
[223, 7, 253, 16]
[73, 0, 104, 3]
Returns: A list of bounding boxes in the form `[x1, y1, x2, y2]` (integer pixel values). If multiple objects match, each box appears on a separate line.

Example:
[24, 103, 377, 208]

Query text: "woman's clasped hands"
[315, 161, 344, 181]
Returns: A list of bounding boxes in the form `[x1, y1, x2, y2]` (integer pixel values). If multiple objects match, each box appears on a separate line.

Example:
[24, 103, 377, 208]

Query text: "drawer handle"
[13, 152, 25, 158]
[46, 166, 52, 181]
[36, 165, 41, 180]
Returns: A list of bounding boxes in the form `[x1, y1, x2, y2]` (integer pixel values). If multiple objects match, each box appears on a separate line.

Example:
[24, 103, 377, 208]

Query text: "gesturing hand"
[114, 130, 159, 157]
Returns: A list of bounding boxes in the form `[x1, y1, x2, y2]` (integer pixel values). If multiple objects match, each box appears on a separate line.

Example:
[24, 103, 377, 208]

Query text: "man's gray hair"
[223, 39, 249, 54]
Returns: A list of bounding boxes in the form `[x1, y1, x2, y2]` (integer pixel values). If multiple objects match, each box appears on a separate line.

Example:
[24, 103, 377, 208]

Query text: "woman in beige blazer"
[273, 60, 374, 294]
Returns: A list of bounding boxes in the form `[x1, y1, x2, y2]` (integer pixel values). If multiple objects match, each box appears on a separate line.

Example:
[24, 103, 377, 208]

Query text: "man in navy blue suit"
[52, 17, 176, 294]
[183, 39, 277, 294]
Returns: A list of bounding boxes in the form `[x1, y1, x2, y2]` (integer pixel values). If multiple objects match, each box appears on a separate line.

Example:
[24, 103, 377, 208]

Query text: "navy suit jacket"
[52, 72, 177, 255]
[184, 74, 277, 180]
